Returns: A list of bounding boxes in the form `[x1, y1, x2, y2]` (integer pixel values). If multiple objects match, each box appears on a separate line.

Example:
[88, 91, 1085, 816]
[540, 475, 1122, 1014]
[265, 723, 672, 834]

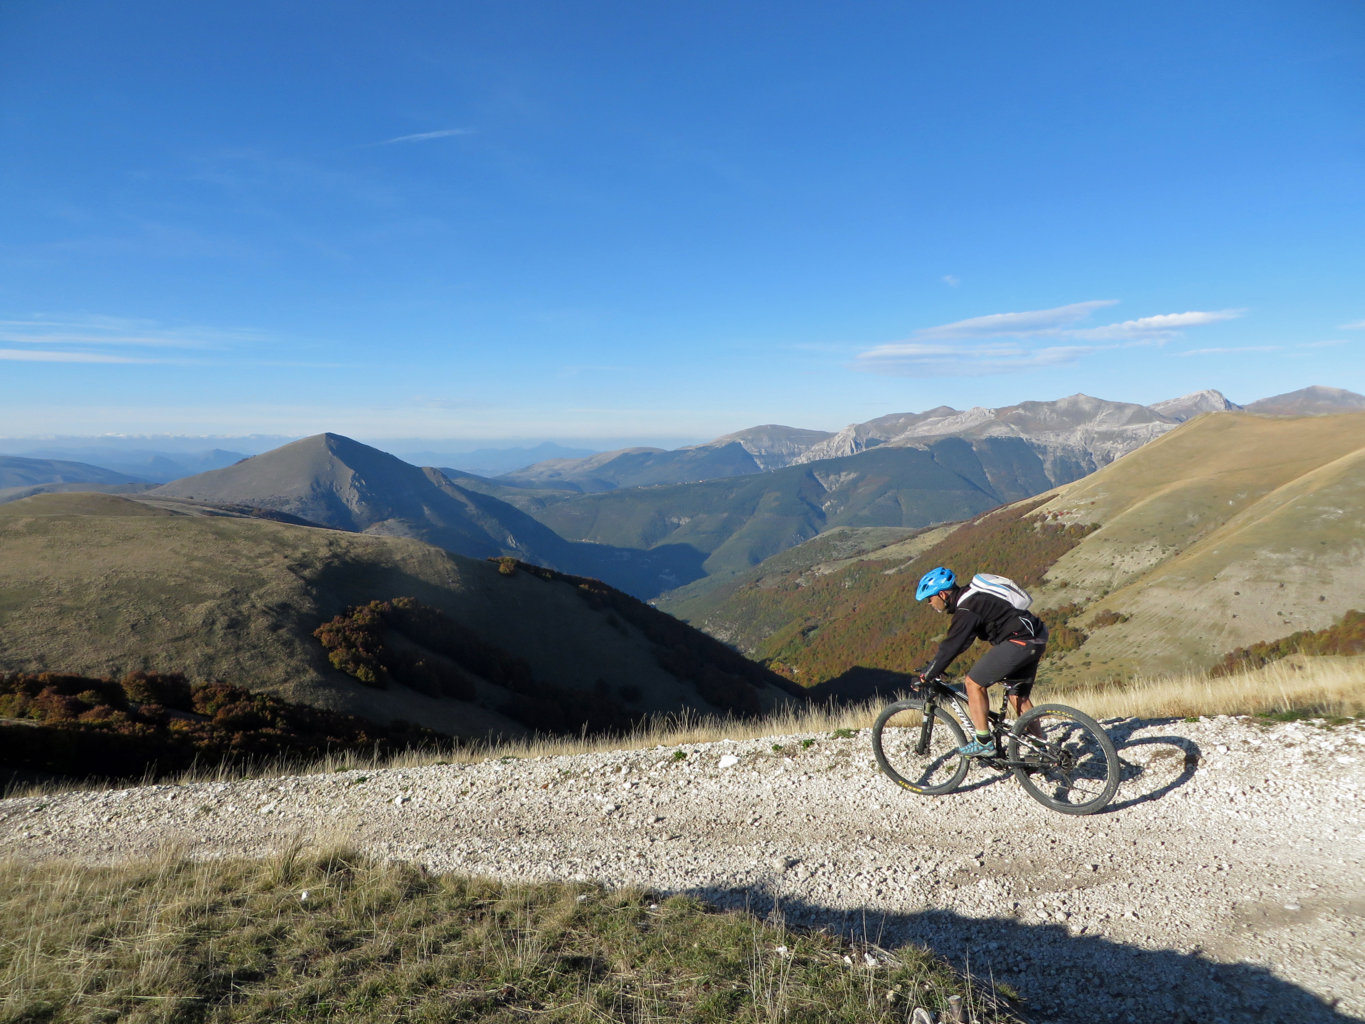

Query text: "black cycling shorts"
[966, 638, 1046, 698]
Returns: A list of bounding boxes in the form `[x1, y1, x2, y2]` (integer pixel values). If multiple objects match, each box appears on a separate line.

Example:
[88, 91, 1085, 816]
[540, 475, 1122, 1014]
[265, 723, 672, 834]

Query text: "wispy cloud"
[855, 301, 1246, 377]
[856, 341, 1098, 376]
[912, 300, 1118, 340]
[1069, 309, 1245, 341]
[0, 348, 152, 364]
[1340, 319, 1365, 330]
[0, 314, 262, 366]
[1177, 345, 1281, 357]
[380, 128, 472, 145]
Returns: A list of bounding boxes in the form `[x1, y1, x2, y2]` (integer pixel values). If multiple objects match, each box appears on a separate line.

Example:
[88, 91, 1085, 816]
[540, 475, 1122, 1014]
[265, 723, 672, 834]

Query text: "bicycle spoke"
[872, 702, 969, 796]
[1008, 704, 1120, 815]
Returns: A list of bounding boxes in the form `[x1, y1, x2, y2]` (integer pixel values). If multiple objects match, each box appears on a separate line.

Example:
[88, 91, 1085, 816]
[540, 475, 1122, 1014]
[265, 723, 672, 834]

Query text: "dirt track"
[3, 714, 1363, 1024]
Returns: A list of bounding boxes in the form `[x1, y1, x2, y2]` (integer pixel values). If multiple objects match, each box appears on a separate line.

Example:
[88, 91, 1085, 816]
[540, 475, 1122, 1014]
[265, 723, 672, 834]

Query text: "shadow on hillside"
[678, 888, 1359, 1024]
[805, 666, 920, 705]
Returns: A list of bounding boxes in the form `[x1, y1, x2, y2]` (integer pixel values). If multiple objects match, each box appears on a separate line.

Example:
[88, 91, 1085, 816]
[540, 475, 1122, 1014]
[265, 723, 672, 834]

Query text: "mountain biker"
[914, 566, 1049, 757]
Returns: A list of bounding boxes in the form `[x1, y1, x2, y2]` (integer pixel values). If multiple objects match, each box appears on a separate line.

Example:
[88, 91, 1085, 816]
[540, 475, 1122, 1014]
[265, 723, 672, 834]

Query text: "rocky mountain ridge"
[497, 386, 1361, 493]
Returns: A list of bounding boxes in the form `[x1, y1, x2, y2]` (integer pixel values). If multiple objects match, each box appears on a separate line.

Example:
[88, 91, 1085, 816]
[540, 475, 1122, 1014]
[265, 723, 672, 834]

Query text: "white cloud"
[0, 348, 151, 364]
[1070, 309, 1246, 341]
[381, 129, 472, 144]
[0, 314, 266, 367]
[854, 301, 1247, 378]
[1339, 319, 1365, 330]
[914, 300, 1117, 340]
[941, 275, 961, 287]
[855, 341, 1097, 377]
[0, 315, 260, 350]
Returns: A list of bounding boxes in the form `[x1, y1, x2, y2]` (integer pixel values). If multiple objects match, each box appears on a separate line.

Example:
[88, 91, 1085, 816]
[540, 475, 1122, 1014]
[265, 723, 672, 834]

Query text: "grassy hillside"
[0, 493, 796, 742]
[662, 412, 1365, 689]
[1030, 410, 1365, 682]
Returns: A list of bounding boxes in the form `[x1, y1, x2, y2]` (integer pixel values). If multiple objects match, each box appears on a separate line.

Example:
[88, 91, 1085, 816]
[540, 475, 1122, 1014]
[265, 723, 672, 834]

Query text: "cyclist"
[914, 566, 1048, 757]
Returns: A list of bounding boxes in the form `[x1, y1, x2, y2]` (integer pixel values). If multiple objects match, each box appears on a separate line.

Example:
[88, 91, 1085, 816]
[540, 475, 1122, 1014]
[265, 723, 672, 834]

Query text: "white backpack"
[961, 572, 1032, 611]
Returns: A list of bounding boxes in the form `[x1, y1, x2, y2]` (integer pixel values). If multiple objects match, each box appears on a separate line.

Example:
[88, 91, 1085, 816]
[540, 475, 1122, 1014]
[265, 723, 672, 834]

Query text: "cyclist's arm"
[921, 609, 979, 680]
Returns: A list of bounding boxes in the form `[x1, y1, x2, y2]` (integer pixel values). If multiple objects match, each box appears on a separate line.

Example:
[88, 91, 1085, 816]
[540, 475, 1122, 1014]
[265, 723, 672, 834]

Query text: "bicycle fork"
[914, 705, 935, 756]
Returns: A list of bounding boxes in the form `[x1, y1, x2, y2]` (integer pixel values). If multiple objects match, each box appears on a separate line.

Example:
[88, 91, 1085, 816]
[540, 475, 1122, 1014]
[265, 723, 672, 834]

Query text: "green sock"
[975, 731, 991, 743]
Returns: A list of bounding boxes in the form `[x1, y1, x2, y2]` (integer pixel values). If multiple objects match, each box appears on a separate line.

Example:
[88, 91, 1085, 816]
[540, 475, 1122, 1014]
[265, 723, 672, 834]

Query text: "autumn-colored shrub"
[1210, 609, 1365, 676]
[1088, 609, 1131, 629]
[121, 671, 193, 710]
[0, 671, 445, 785]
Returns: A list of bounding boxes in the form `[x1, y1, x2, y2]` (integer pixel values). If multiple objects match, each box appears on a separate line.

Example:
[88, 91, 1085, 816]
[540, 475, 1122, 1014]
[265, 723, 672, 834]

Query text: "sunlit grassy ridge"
[0, 846, 1013, 1024]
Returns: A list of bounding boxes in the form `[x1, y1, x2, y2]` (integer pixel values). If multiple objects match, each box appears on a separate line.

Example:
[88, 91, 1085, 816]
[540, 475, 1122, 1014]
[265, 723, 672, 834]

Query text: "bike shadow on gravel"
[681, 888, 1361, 1024]
[1102, 717, 1204, 813]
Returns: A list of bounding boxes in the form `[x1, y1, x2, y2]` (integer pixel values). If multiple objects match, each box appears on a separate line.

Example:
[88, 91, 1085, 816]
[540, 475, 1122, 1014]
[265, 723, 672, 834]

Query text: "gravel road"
[3, 714, 1363, 1024]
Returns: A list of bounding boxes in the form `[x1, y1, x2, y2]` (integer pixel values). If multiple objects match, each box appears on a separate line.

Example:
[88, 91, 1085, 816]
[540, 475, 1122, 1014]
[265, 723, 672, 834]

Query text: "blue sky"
[2, 0, 1362, 447]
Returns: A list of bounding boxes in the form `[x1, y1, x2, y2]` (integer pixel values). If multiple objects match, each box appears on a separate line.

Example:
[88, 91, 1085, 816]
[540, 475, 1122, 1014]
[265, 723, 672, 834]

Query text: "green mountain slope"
[530, 437, 1081, 585]
[0, 493, 797, 740]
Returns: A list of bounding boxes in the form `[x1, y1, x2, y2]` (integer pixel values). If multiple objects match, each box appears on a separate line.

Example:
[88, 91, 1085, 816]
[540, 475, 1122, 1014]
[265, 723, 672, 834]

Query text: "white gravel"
[3, 714, 1363, 1024]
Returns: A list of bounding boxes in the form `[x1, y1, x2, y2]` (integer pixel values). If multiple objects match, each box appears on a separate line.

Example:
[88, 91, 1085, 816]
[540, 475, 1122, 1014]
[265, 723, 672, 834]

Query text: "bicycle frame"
[917, 676, 1038, 769]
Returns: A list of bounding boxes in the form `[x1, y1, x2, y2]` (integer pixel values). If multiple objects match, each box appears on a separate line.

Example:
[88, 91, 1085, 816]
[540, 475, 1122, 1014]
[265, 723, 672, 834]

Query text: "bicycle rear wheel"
[872, 700, 969, 795]
[1008, 704, 1119, 815]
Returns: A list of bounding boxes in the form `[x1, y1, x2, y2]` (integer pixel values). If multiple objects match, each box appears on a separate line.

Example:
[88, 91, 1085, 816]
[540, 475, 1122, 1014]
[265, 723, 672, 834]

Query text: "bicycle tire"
[1008, 704, 1120, 815]
[872, 700, 969, 796]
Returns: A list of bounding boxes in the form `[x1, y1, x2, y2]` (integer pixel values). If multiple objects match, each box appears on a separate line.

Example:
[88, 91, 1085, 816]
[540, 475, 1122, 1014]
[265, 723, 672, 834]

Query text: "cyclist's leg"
[964, 641, 1033, 754]
[963, 675, 991, 734]
[1004, 646, 1047, 736]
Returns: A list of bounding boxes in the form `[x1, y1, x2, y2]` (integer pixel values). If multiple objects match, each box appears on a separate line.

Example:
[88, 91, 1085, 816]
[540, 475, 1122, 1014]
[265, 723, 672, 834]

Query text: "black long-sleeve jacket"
[921, 587, 1047, 680]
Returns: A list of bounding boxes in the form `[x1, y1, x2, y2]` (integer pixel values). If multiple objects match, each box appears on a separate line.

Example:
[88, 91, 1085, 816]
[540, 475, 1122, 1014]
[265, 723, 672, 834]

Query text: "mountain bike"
[871, 675, 1120, 815]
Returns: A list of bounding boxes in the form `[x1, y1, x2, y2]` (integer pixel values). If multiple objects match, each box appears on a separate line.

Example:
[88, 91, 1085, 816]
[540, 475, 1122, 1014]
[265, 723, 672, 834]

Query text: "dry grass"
[8, 657, 1360, 801]
[1051, 654, 1365, 723]
[0, 845, 1012, 1024]
[302, 655, 1365, 782]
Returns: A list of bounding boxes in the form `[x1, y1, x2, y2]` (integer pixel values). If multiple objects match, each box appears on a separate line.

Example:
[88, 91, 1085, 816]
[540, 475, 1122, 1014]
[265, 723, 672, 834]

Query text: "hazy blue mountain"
[500, 394, 1199, 492]
[0, 455, 147, 490]
[496, 425, 833, 492]
[1244, 386, 1365, 416]
[0, 445, 251, 483]
[399, 441, 600, 476]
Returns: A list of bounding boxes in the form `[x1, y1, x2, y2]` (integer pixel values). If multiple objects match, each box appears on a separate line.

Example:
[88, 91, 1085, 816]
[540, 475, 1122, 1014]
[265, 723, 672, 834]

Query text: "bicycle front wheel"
[872, 700, 969, 796]
[1008, 704, 1120, 815]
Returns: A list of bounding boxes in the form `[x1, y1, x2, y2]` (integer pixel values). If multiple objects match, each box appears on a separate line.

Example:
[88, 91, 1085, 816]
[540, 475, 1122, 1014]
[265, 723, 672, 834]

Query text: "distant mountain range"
[5, 386, 1363, 602]
[0, 445, 251, 484]
[490, 386, 1357, 492]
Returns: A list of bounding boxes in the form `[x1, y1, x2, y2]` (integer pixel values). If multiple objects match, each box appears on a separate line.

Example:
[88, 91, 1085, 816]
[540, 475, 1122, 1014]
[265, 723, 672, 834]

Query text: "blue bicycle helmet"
[915, 566, 956, 601]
